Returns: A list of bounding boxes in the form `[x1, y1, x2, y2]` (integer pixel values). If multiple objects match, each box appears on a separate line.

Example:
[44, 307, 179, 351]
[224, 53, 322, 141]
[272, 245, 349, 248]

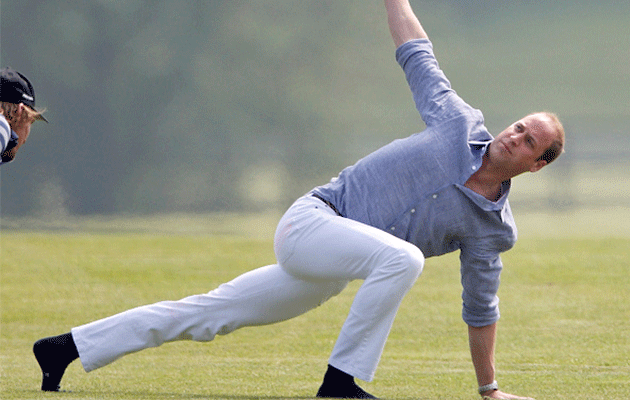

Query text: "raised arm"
[384, 0, 428, 47]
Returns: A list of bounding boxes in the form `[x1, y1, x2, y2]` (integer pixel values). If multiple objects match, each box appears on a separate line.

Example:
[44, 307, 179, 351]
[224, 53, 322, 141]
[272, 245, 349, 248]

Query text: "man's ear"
[16, 103, 26, 117]
[529, 159, 547, 173]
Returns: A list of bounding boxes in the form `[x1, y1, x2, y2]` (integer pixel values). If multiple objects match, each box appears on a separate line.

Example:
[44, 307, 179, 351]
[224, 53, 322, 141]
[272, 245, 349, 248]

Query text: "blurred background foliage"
[1, 0, 628, 217]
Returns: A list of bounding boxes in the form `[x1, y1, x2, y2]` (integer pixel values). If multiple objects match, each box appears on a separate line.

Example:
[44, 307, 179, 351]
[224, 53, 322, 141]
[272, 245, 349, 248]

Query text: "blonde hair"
[0, 101, 45, 126]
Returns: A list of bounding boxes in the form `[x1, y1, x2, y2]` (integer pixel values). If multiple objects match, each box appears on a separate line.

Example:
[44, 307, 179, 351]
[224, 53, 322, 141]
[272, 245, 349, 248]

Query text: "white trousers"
[72, 195, 424, 382]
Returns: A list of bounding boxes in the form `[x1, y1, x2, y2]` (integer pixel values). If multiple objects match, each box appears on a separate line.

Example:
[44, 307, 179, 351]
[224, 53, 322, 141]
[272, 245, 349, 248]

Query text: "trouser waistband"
[311, 193, 343, 217]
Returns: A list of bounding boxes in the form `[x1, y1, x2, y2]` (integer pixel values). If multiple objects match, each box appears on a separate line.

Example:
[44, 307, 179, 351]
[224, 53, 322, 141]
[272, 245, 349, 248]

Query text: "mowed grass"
[1, 211, 629, 400]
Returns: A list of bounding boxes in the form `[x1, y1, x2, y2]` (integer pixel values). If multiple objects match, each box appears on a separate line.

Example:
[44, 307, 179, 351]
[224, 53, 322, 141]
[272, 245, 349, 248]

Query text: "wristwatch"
[478, 380, 499, 394]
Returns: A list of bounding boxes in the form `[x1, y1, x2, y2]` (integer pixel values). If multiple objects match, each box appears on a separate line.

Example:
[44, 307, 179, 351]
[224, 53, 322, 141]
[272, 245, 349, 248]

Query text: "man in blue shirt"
[34, 1, 563, 399]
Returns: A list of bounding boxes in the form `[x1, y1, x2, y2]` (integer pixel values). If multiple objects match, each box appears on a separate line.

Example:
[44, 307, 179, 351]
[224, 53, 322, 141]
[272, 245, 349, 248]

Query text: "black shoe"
[316, 380, 377, 399]
[33, 333, 78, 392]
[316, 365, 377, 399]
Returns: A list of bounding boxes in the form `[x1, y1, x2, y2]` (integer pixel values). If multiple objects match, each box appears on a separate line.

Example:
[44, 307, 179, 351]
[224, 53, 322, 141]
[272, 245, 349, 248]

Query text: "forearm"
[384, 0, 428, 47]
[468, 322, 497, 389]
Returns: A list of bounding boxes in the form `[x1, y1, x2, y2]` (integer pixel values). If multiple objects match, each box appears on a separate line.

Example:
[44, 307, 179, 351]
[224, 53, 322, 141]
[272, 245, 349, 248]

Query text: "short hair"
[534, 112, 565, 164]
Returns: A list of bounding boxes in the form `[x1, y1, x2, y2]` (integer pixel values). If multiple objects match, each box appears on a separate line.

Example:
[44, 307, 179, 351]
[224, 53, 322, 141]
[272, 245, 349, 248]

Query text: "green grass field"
[1, 210, 628, 399]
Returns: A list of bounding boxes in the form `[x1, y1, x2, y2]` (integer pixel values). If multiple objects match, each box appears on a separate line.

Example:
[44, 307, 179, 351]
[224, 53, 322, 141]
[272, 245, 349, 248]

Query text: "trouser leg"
[73, 194, 424, 380]
[72, 264, 347, 372]
[328, 246, 423, 382]
[277, 196, 425, 382]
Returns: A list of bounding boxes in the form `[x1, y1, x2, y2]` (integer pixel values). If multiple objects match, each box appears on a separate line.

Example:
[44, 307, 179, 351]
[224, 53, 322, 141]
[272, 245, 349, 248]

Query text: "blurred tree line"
[1, 0, 628, 217]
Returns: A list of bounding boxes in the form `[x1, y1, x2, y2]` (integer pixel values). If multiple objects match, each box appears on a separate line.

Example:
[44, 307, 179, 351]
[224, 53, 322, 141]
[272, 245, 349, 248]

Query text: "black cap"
[0, 66, 48, 122]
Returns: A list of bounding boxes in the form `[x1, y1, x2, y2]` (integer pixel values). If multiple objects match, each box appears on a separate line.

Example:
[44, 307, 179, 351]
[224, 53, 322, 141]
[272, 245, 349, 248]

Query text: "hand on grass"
[481, 389, 534, 400]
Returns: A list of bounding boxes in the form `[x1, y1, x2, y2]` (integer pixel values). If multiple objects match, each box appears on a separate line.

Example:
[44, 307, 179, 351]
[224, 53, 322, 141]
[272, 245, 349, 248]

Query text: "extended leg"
[34, 264, 346, 391]
[72, 264, 347, 372]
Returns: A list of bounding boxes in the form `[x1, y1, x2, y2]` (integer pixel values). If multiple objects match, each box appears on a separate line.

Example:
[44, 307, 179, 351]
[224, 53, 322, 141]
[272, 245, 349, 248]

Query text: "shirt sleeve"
[395, 39, 476, 128]
[0, 117, 10, 153]
[459, 243, 503, 327]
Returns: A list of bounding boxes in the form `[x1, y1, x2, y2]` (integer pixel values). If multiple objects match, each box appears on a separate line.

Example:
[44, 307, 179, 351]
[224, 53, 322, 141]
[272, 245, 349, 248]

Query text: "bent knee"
[399, 243, 424, 278]
[381, 242, 424, 281]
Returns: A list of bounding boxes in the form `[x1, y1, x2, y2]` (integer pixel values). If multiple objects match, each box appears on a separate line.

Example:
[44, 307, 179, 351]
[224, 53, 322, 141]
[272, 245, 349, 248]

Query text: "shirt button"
[472, 166, 477, 170]
[410, 209, 416, 213]
[432, 194, 438, 199]
[390, 227, 396, 231]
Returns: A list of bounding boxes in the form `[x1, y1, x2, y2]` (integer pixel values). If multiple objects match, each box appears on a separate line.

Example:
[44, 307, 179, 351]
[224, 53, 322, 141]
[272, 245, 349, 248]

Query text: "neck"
[464, 174, 503, 202]
[464, 154, 510, 202]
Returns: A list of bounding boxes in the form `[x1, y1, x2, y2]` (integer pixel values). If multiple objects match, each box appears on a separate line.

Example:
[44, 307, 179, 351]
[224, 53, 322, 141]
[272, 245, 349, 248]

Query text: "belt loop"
[311, 193, 343, 217]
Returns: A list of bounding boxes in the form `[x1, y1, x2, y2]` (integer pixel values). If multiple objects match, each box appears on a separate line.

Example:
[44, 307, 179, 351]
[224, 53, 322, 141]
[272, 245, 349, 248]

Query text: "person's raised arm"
[384, 0, 428, 48]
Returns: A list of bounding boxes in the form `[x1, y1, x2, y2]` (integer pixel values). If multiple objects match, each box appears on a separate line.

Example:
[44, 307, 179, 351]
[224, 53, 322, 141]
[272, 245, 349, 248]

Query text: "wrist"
[478, 380, 498, 395]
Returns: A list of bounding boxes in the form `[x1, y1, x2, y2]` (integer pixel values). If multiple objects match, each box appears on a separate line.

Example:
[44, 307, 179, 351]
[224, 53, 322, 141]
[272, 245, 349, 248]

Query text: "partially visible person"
[0, 66, 48, 165]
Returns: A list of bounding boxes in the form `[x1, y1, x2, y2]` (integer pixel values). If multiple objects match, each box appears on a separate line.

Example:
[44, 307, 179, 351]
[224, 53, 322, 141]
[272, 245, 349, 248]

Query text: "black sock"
[33, 332, 79, 391]
[323, 364, 354, 384]
[316, 364, 377, 399]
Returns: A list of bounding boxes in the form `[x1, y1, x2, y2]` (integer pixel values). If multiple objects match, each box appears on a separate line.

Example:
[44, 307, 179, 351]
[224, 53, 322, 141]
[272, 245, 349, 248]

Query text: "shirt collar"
[454, 180, 511, 211]
[469, 140, 491, 148]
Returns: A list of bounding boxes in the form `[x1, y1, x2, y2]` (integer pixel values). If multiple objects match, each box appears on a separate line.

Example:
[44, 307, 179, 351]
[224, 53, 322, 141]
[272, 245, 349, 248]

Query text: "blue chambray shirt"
[311, 39, 517, 327]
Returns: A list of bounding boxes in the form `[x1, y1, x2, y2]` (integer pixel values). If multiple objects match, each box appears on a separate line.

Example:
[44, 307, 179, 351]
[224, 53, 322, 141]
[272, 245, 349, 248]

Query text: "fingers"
[482, 392, 535, 400]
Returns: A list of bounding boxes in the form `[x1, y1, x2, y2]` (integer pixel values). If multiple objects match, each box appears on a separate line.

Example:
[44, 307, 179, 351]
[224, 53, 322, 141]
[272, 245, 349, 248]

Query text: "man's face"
[488, 113, 557, 177]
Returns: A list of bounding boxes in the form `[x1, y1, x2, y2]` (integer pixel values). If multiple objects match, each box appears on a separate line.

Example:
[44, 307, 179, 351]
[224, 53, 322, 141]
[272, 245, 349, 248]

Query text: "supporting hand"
[469, 323, 534, 400]
[481, 390, 534, 400]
